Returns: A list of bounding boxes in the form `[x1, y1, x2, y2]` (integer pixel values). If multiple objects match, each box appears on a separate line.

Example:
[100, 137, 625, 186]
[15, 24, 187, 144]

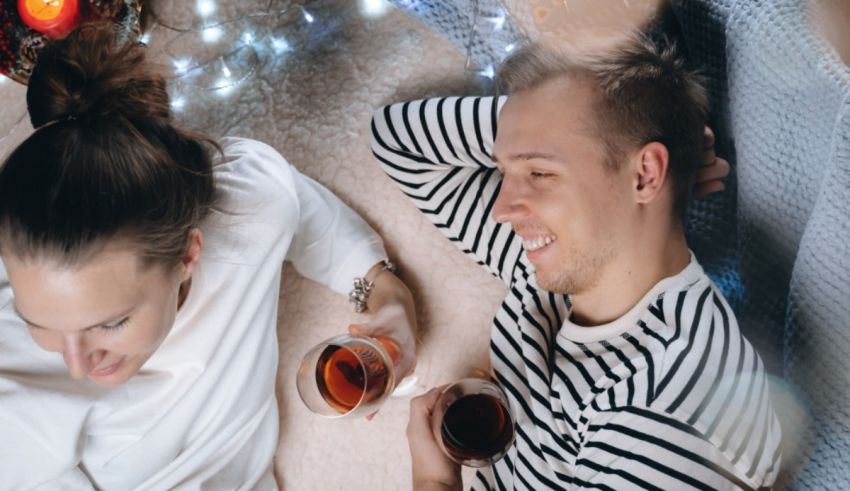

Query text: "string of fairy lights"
[0, 0, 524, 129]
[146, 0, 524, 112]
[465, 0, 522, 83]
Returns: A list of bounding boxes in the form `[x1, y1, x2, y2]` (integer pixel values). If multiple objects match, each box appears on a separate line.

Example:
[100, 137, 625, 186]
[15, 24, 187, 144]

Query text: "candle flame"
[25, 0, 67, 21]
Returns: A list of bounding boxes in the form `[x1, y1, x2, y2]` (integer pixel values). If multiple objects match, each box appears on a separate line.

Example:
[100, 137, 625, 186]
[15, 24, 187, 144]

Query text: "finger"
[348, 324, 366, 336]
[366, 411, 378, 421]
[701, 145, 717, 167]
[695, 160, 730, 182]
[693, 180, 726, 199]
[695, 158, 731, 182]
[409, 387, 446, 422]
[703, 125, 715, 149]
[715, 157, 731, 177]
[412, 386, 444, 413]
[407, 387, 443, 438]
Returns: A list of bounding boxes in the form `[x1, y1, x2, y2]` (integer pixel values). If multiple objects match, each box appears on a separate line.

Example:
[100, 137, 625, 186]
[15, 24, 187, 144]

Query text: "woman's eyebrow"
[13, 305, 132, 331]
[13, 306, 44, 329]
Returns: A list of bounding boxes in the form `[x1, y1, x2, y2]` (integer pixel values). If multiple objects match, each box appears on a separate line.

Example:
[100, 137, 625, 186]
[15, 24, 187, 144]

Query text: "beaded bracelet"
[348, 259, 397, 313]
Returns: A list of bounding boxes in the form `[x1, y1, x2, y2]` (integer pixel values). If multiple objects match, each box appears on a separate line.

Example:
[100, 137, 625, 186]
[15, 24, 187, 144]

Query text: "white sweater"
[0, 138, 387, 490]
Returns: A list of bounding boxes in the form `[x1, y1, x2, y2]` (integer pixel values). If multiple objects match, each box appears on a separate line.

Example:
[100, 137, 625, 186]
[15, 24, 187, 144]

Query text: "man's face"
[492, 77, 635, 294]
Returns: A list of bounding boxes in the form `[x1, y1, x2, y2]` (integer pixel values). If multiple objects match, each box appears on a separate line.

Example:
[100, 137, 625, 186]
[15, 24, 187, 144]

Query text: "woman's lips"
[90, 359, 123, 377]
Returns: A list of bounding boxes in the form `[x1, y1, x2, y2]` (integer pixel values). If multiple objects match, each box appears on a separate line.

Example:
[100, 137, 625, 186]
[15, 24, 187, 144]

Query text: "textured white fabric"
[0, 138, 387, 490]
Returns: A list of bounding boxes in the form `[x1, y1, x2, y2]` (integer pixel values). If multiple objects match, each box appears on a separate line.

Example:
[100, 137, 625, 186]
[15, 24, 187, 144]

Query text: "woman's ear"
[633, 141, 670, 204]
[181, 228, 203, 281]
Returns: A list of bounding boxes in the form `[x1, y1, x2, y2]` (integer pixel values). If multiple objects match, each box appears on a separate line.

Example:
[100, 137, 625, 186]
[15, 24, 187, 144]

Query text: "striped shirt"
[371, 96, 782, 490]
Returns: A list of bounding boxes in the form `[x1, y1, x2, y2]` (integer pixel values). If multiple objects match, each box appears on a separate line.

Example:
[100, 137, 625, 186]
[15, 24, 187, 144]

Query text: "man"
[371, 36, 781, 490]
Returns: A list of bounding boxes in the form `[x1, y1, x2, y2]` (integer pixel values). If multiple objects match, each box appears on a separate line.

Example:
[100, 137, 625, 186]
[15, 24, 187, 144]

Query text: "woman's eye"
[103, 318, 130, 332]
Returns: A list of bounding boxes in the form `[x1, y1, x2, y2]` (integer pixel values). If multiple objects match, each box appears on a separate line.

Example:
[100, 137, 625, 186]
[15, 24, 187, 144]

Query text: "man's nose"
[63, 335, 94, 379]
[492, 175, 524, 224]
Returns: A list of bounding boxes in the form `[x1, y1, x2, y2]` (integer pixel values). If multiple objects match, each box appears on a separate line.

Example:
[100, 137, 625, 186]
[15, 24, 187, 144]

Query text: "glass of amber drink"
[431, 378, 515, 467]
[296, 334, 397, 418]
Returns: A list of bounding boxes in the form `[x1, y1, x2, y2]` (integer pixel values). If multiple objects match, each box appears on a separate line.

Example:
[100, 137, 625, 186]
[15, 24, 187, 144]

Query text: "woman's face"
[3, 235, 200, 386]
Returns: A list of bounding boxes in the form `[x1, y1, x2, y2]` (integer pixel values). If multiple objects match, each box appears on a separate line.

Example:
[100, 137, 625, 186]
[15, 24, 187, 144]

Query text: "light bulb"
[171, 96, 186, 111]
[201, 26, 224, 43]
[197, 0, 216, 17]
[361, 0, 390, 17]
[271, 37, 291, 54]
[173, 58, 191, 75]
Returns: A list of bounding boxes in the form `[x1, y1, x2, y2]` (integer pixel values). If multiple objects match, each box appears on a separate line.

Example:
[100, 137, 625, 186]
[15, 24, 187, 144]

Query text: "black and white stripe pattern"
[372, 96, 782, 490]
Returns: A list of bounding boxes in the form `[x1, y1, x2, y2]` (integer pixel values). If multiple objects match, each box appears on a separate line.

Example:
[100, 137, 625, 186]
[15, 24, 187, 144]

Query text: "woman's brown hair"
[0, 23, 218, 269]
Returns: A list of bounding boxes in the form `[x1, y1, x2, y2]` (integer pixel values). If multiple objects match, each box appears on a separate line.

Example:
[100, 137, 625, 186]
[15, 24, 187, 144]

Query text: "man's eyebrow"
[13, 305, 131, 332]
[492, 152, 560, 164]
[510, 152, 560, 162]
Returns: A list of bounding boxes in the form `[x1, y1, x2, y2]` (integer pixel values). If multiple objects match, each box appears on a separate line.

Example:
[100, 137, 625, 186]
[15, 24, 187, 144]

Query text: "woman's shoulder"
[211, 137, 302, 216]
[203, 138, 302, 248]
[214, 137, 298, 196]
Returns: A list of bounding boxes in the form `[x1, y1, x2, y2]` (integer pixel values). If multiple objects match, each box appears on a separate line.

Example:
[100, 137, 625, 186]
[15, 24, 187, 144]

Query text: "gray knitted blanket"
[390, 0, 850, 487]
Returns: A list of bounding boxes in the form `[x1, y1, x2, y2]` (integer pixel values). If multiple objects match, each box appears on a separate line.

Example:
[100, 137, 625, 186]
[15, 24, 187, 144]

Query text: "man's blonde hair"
[498, 35, 709, 218]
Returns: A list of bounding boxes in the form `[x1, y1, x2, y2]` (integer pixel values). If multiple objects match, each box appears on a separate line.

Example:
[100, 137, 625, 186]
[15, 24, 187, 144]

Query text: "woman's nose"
[62, 335, 94, 379]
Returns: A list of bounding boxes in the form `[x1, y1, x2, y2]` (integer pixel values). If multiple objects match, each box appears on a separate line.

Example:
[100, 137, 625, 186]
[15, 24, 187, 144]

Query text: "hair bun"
[27, 23, 169, 128]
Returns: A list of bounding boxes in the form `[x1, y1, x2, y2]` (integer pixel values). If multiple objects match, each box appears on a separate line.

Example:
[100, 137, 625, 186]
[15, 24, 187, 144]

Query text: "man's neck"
[569, 227, 690, 327]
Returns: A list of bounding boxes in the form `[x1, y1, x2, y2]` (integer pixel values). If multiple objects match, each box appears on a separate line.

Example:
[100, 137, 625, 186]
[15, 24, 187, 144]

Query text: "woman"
[0, 24, 416, 489]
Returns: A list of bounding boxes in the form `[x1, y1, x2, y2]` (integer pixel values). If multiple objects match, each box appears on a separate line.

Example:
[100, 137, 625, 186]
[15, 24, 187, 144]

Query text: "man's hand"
[407, 387, 462, 491]
[693, 126, 731, 198]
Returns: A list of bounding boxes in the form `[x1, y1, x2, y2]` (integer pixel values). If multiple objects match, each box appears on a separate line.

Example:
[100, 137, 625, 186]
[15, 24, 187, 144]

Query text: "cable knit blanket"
[391, 0, 850, 487]
[674, 1, 850, 487]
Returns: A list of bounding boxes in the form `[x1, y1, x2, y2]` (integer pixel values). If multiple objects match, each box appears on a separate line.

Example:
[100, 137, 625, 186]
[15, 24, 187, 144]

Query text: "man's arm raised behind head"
[371, 96, 523, 285]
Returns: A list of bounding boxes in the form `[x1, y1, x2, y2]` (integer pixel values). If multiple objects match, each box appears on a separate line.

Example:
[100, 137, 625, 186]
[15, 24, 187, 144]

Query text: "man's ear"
[633, 141, 670, 204]
[180, 228, 203, 282]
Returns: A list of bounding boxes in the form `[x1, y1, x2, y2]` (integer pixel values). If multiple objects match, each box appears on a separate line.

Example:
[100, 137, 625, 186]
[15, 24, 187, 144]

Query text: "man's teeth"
[524, 236, 556, 251]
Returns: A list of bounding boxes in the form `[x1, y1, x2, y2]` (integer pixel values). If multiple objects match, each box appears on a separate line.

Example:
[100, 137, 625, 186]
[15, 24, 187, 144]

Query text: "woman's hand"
[407, 387, 462, 491]
[348, 303, 416, 385]
[693, 126, 731, 198]
[348, 261, 417, 387]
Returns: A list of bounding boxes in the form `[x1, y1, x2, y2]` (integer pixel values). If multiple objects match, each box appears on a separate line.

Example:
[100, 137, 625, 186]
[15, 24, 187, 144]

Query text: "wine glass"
[430, 378, 516, 467]
[296, 334, 397, 418]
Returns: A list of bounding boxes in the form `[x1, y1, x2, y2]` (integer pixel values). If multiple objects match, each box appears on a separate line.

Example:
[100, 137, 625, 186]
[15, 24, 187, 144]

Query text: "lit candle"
[17, 0, 80, 39]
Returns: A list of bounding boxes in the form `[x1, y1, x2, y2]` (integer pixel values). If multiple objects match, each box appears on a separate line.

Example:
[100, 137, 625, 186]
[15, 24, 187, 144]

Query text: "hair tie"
[34, 114, 77, 132]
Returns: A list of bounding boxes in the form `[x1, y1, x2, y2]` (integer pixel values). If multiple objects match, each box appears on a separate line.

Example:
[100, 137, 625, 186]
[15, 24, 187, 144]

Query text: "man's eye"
[530, 171, 551, 178]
